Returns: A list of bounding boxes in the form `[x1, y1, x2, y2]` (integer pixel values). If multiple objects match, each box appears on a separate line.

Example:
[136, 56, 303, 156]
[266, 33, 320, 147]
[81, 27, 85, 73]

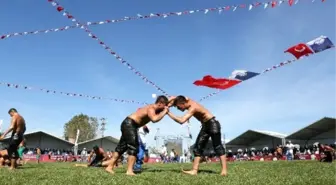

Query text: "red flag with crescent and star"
[193, 75, 241, 90]
[285, 43, 314, 59]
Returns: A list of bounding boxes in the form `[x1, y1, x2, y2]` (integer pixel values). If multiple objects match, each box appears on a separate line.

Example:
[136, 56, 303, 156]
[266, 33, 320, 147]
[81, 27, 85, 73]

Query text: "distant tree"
[63, 114, 99, 143]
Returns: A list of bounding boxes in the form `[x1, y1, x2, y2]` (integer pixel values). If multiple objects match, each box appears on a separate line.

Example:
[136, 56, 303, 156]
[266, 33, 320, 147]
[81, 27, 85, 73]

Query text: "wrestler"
[36, 147, 41, 164]
[167, 96, 227, 176]
[318, 143, 335, 163]
[0, 149, 9, 167]
[103, 95, 169, 175]
[17, 139, 28, 165]
[0, 108, 26, 170]
[75, 146, 108, 167]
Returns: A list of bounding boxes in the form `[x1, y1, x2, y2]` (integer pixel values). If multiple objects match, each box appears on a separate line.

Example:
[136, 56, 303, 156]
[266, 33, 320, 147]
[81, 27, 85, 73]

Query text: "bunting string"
[0, 81, 148, 105]
[199, 47, 334, 101]
[47, 0, 169, 96]
[1, 0, 326, 41]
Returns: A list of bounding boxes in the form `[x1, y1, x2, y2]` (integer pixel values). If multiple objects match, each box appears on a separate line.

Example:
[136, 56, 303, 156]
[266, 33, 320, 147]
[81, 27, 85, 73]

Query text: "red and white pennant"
[0, 81, 148, 105]
[47, 0, 169, 96]
[0, 0, 326, 41]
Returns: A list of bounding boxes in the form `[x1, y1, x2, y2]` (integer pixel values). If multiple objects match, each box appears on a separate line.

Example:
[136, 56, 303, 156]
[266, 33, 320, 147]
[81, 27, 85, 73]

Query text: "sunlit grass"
[0, 161, 335, 185]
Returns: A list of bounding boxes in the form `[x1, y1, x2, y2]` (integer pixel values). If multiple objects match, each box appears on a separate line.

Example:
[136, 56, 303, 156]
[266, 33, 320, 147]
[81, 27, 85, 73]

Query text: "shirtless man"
[103, 95, 169, 175]
[0, 149, 10, 167]
[17, 140, 28, 165]
[318, 143, 335, 163]
[0, 108, 26, 170]
[167, 96, 227, 176]
[75, 146, 108, 167]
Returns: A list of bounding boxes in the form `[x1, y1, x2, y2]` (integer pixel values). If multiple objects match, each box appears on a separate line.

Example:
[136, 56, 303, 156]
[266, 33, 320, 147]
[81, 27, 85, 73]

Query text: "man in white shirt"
[160, 145, 167, 163]
[133, 125, 149, 172]
[286, 141, 294, 160]
[81, 148, 88, 162]
[170, 149, 175, 162]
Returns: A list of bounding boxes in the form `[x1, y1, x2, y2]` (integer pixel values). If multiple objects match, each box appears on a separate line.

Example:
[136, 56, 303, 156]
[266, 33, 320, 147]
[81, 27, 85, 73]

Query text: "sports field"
[0, 161, 335, 185]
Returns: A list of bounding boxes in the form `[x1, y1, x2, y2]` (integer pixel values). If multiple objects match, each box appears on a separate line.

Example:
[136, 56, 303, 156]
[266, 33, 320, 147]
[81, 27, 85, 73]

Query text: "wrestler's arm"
[148, 107, 168, 123]
[87, 151, 94, 162]
[167, 96, 176, 107]
[0, 116, 16, 139]
[167, 109, 194, 124]
[100, 149, 108, 161]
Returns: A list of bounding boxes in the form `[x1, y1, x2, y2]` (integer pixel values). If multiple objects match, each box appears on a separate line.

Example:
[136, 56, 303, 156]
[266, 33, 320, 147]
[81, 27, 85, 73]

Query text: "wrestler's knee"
[214, 145, 225, 156]
[193, 147, 203, 157]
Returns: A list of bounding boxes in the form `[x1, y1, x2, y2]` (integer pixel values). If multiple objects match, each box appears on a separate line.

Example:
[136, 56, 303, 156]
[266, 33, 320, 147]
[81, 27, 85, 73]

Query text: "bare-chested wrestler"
[0, 108, 26, 170]
[167, 96, 227, 176]
[75, 145, 108, 167]
[103, 95, 169, 175]
[0, 149, 10, 167]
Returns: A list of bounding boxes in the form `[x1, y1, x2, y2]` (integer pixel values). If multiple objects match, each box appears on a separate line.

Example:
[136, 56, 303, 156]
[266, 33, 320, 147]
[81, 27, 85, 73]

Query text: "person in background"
[36, 147, 41, 164]
[81, 148, 88, 162]
[318, 143, 335, 163]
[286, 141, 294, 160]
[75, 145, 108, 167]
[17, 139, 28, 165]
[133, 125, 150, 173]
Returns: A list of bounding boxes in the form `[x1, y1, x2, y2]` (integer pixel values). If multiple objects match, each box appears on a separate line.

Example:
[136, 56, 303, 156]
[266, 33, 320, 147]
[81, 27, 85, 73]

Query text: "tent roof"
[286, 117, 336, 140]
[2, 130, 74, 145]
[78, 136, 119, 145]
[226, 130, 286, 146]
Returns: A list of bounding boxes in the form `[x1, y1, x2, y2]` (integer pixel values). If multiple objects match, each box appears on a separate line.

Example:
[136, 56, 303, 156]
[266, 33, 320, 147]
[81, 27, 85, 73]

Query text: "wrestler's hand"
[164, 106, 169, 113]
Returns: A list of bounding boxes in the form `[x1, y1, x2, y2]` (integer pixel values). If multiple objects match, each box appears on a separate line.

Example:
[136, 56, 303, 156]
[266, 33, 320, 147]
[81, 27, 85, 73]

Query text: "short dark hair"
[8, 108, 17, 114]
[173, 95, 187, 106]
[93, 145, 99, 151]
[155, 95, 168, 105]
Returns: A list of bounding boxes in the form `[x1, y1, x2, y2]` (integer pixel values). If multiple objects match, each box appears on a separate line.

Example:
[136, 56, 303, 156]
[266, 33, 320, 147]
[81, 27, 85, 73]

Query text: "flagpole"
[74, 129, 80, 156]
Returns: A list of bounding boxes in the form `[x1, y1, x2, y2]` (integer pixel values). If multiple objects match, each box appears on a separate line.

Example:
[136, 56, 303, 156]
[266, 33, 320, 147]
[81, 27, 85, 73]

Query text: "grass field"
[0, 161, 335, 185]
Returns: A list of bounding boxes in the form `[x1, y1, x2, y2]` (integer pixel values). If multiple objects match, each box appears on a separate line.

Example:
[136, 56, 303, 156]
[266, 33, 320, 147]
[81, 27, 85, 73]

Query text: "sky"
[0, 0, 335, 149]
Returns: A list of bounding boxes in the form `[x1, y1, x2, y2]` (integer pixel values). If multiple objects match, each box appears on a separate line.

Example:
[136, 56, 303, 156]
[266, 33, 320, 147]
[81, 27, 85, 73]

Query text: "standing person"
[133, 125, 150, 173]
[36, 148, 41, 164]
[103, 95, 169, 175]
[0, 108, 26, 170]
[17, 139, 28, 165]
[167, 96, 227, 176]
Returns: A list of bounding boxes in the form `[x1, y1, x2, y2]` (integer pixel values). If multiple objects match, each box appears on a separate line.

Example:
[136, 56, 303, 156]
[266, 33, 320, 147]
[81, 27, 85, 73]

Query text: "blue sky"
[0, 0, 335, 149]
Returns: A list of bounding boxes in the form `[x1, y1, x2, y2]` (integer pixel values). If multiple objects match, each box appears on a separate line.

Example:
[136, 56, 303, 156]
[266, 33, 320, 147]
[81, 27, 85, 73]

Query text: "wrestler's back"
[128, 106, 151, 126]
[190, 101, 214, 123]
[13, 114, 26, 134]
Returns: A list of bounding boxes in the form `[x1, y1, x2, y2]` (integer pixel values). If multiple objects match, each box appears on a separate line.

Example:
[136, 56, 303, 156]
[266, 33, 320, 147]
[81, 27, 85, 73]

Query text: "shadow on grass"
[145, 168, 216, 174]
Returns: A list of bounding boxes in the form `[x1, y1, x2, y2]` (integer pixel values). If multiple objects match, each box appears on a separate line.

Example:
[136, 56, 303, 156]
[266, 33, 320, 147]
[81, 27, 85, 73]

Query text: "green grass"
[0, 161, 335, 185]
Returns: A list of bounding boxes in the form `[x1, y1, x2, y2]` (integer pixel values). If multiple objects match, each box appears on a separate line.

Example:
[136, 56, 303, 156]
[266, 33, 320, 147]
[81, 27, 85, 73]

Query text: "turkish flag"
[285, 43, 314, 59]
[193, 75, 241, 90]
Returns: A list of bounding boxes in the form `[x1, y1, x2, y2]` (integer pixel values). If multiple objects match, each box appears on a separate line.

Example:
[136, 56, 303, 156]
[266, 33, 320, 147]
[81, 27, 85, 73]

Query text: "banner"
[0, 81, 148, 105]
[0, 0, 327, 41]
[47, 0, 168, 96]
[199, 35, 335, 101]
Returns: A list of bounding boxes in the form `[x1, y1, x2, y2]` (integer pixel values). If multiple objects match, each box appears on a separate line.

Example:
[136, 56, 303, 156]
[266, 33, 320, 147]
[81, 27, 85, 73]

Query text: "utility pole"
[100, 118, 107, 147]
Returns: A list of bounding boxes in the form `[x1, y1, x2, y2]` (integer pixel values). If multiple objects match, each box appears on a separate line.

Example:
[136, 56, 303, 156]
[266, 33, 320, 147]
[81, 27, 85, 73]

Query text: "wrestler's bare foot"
[105, 167, 115, 174]
[220, 171, 227, 176]
[126, 171, 136, 176]
[182, 169, 197, 175]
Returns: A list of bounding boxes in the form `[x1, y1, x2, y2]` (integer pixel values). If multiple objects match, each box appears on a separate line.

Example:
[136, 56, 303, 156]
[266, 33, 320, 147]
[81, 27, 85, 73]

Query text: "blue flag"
[229, 70, 260, 81]
[307, 35, 334, 53]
